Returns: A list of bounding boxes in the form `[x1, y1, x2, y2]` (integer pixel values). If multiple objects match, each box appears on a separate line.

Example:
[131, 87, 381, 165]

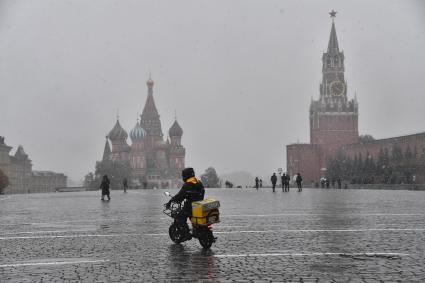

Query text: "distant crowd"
[252, 172, 303, 192]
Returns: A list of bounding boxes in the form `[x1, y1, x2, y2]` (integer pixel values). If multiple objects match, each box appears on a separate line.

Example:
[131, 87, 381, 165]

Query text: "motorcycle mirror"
[164, 191, 171, 196]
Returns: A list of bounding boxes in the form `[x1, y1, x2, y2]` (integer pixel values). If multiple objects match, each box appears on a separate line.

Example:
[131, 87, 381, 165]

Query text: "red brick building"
[286, 14, 425, 185]
[287, 14, 358, 183]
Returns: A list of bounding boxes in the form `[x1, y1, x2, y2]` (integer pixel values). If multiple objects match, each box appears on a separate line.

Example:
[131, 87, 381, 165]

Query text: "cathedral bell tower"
[310, 11, 359, 157]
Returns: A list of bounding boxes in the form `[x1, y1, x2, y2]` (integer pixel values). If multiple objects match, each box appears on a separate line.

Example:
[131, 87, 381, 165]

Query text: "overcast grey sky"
[1, 0, 425, 181]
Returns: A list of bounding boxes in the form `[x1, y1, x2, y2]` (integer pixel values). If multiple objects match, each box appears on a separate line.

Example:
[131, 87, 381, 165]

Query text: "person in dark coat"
[166, 168, 205, 240]
[296, 173, 303, 192]
[255, 177, 259, 190]
[122, 178, 128, 193]
[271, 173, 277, 192]
[259, 179, 263, 188]
[100, 175, 111, 201]
[281, 173, 286, 192]
[284, 173, 290, 192]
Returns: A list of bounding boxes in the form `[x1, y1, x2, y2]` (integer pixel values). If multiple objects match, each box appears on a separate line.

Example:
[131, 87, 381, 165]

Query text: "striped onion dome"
[129, 122, 147, 141]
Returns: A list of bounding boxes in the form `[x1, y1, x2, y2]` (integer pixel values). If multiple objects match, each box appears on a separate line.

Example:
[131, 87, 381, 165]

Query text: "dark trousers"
[297, 182, 302, 191]
[176, 207, 191, 234]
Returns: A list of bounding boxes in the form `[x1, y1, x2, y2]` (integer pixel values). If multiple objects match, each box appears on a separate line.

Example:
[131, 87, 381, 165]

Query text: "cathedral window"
[327, 58, 331, 67]
[334, 55, 339, 66]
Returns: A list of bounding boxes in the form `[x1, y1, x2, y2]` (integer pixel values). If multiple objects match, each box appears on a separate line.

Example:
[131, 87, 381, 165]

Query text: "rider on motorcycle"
[166, 168, 205, 239]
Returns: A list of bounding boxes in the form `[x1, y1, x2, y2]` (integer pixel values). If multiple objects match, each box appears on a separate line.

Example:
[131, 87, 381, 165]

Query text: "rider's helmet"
[182, 167, 195, 182]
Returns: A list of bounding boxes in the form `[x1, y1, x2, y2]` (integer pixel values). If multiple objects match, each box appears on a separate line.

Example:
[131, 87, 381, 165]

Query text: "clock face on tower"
[330, 81, 345, 96]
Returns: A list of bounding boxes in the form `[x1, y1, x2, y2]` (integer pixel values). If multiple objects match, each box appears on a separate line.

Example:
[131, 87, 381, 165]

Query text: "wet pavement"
[1, 188, 425, 282]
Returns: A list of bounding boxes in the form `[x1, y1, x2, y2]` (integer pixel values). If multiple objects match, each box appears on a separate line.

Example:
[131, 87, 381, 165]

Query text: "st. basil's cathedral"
[97, 77, 185, 189]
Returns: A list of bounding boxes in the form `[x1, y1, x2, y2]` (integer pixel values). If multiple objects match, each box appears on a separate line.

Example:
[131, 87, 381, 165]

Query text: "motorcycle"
[163, 192, 220, 249]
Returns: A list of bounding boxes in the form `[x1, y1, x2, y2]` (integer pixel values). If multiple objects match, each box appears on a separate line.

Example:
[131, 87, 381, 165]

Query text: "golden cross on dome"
[329, 10, 337, 18]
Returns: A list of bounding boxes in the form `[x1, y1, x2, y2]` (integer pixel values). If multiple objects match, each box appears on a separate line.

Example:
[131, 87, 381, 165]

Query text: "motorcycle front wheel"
[198, 228, 215, 249]
[169, 223, 185, 244]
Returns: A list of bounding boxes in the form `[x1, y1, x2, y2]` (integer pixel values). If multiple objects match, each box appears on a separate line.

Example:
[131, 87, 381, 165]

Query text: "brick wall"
[287, 143, 322, 183]
[343, 132, 425, 161]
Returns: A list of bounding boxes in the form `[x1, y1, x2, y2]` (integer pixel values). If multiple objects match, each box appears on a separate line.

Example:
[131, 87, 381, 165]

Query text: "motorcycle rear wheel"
[198, 228, 215, 249]
[169, 223, 185, 244]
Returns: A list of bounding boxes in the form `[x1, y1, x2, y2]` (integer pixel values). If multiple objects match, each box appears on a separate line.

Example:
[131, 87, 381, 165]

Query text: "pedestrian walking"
[284, 173, 290, 192]
[122, 177, 128, 193]
[337, 178, 342, 189]
[281, 173, 286, 192]
[259, 179, 263, 188]
[255, 177, 259, 190]
[271, 173, 277, 192]
[100, 175, 111, 201]
[296, 173, 303, 192]
[325, 178, 330, 189]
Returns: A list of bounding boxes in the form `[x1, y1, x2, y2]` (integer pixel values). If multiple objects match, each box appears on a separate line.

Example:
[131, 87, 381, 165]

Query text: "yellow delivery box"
[191, 198, 220, 225]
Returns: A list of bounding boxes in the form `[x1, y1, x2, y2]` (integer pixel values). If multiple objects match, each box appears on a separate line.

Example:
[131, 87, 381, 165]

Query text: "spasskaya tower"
[287, 11, 359, 182]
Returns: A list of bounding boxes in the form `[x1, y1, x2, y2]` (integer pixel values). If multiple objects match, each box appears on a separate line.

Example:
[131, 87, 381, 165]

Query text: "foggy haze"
[1, 0, 425, 182]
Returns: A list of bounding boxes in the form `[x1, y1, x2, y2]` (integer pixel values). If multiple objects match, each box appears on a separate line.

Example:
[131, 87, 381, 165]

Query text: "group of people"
[320, 177, 342, 189]
[100, 170, 305, 201]
[270, 172, 303, 192]
[281, 173, 290, 192]
[254, 177, 263, 190]
[255, 172, 303, 192]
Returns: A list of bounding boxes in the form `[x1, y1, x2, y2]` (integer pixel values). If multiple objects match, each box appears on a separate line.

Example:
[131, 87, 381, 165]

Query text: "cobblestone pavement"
[1, 188, 425, 282]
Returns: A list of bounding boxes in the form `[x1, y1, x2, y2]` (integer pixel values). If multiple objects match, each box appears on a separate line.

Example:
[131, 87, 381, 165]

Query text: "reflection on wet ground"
[1, 188, 425, 281]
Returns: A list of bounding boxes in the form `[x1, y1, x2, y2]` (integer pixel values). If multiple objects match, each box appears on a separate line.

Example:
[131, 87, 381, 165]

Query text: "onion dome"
[169, 120, 183, 137]
[108, 119, 128, 140]
[129, 122, 147, 141]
